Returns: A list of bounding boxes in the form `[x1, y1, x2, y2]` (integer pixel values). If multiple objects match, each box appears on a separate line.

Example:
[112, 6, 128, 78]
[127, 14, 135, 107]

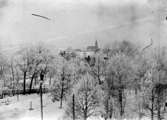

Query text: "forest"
[0, 40, 167, 120]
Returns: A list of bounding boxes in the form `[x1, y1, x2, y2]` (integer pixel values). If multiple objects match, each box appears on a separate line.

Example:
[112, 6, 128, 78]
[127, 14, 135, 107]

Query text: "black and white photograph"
[0, 0, 167, 120]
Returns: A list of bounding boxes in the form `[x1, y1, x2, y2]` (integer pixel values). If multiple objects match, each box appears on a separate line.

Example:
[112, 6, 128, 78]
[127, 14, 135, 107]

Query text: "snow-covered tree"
[65, 73, 100, 120]
[51, 57, 73, 108]
[142, 49, 167, 120]
[91, 53, 106, 85]
[106, 53, 136, 119]
[16, 47, 34, 94]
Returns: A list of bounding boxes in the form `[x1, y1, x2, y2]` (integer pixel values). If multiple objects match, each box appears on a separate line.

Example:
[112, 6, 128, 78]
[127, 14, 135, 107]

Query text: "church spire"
[95, 40, 98, 49]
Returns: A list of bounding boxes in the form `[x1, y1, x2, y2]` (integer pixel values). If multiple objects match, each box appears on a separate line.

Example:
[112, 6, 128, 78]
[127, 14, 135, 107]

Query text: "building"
[59, 40, 100, 59]
[86, 40, 99, 52]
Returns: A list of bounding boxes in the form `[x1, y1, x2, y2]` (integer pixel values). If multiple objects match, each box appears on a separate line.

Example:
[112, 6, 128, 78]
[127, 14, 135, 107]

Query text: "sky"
[0, 0, 167, 54]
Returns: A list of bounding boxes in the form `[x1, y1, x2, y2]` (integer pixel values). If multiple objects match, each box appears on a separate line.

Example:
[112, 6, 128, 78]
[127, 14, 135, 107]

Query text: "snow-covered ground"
[0, 94, 152, 120]
[0, 94, 64, 120]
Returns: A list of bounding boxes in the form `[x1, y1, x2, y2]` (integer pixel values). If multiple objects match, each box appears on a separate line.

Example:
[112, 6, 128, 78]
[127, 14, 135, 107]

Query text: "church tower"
[95, 40, 98, 49]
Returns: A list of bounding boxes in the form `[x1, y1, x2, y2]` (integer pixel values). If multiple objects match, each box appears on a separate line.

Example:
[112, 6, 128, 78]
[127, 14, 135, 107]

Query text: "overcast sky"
[0, 0, 167, 54]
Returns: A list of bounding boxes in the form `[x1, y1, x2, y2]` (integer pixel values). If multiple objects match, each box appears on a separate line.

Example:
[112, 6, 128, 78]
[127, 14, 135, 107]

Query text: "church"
[75, 40, 100, 58]
[59, 40, 100, 59]
[86, 40, 99, 52]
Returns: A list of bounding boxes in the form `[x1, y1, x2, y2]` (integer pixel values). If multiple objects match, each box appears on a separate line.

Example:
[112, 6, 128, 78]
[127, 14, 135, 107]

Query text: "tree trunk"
[97, 58, 102, 85]
[49, 76, 52, 86]
[23, 71, 27, 94]
[105, 97, 109, 119]
[60, 76, 64, 109]
[11, 63, 15, 90]
[84, 115, 87, 120]
[84, 107, 88, 120]
[119, 89, 124, 118]
[34, 76, 37, 86]
[84, 86, 88, 120]
[60, 83, 63, 108]
[109, 97, 113, 119]
[72, 94, 75, 120]
[29, 73, 36, 93]
[98, 75, 102, 85]
[40, 72, 44, 120]
[157, 93, 161, 120]
[151, 89, 154, 120]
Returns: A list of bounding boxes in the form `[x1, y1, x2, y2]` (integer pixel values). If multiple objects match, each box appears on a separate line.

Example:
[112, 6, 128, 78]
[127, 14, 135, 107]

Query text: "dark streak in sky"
[32, 14, 51, 20]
